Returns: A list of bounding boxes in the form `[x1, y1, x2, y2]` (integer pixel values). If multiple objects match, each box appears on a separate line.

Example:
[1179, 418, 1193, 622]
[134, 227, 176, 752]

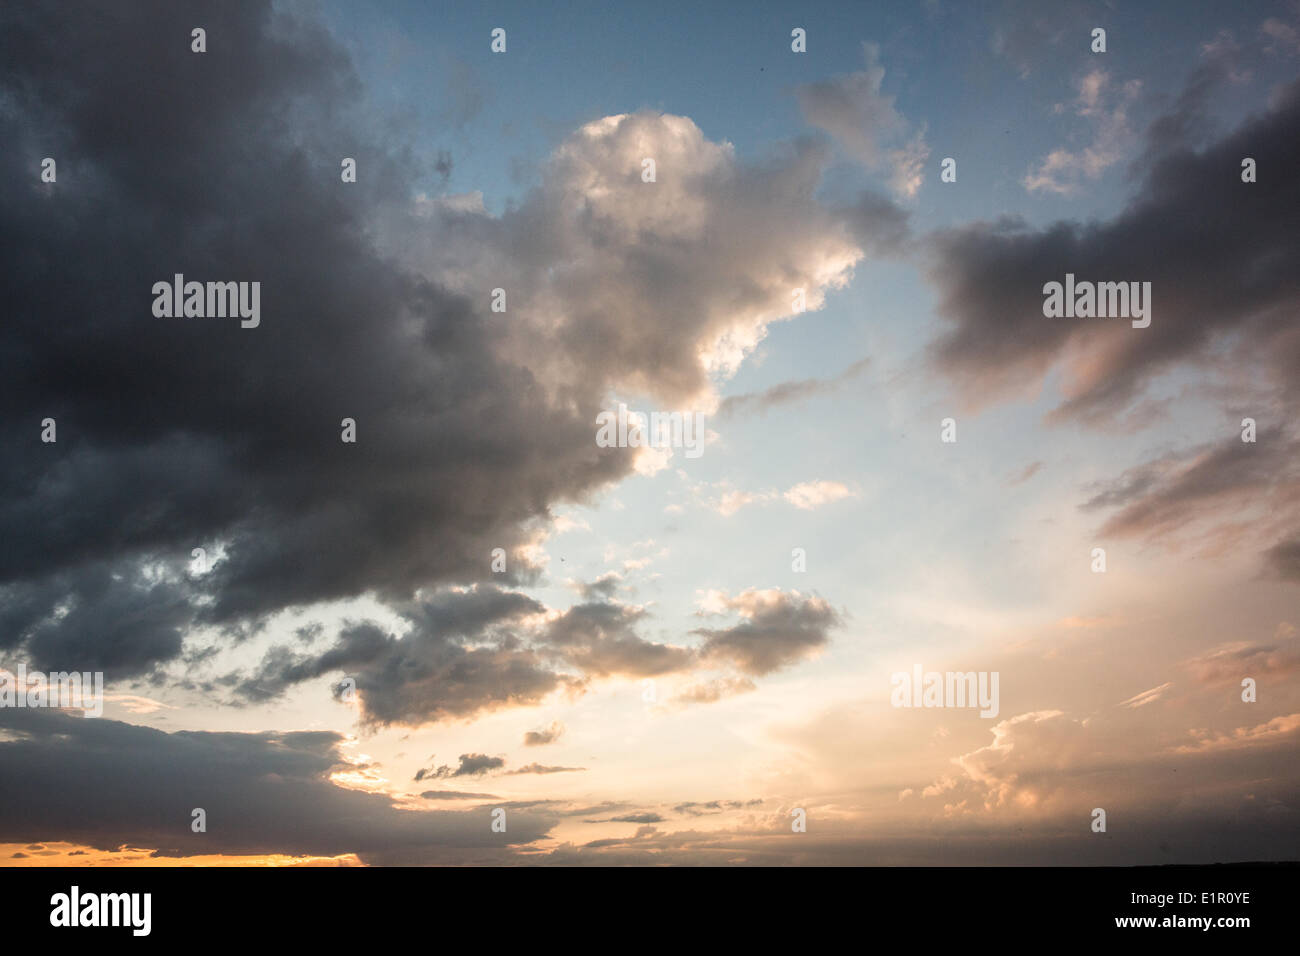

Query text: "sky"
[1, 0, 1298, 866]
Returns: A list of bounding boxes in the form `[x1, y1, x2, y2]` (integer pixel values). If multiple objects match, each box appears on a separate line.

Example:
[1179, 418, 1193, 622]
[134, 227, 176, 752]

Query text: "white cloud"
[1023, 70, 1142, 195]
[783, 480, 855, 510]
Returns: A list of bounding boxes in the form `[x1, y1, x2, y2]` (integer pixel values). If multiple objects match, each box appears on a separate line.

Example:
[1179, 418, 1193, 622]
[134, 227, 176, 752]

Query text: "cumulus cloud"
[396, 110, 890, 406]
[0, 1, 623, 679]
[0, 1, 877, 712]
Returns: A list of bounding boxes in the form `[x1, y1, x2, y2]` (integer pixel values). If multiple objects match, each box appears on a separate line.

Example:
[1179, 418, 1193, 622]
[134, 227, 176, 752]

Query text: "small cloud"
[783, 480, 855, 510]
[523, 720, 566, 746]
[587, 812, 664, 824]
[1023, 70, 1141, 195]
[507, 763, 587, 775]
[669, 676, 756, 706]
[1006, 461, 1043, 486]
[414, 753, 505, 780]
[672, 799, 762, 816]
[1118, 682, 1172, 709]
[419, 790, 499, 800]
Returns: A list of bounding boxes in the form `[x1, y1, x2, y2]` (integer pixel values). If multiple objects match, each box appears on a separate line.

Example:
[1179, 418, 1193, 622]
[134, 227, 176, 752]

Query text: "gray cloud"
[928, 77, 1300, 424]
[1082, 432, 1297, 538]
[523, 721, 565, 746]
[225, 589, 706, 726]
[796, 43, 930, 196]
[673, 799, 763, 816]
[0, 709, 551, 863]
[694, 591, 842, 676]
[989, 0, 1102, 78]
[419, 790, 500, 800]
[1079, 430, 1300, 578]
[508, 763, 587, 775]
[542, 602, 695, 678]
[417, 753, 506, 780]
[227, 586, 566, 726]
[0, 1, 633, 681]
[668, 676, 757, 705]
[586, 813, 664, 824]
[576, 574, 621, 602]
[0, 3, 873, 706]
[719, 358, 871, 418]
[1265, 537, 1300, 582]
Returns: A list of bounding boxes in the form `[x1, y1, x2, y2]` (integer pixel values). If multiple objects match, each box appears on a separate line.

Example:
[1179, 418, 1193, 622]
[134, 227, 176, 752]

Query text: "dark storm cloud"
[0, 0, 631, 678]
[1, 3, 875, 705]
[928, 77, 1300, 424]
[0, 709, 552, 862]
[694, 591, 842, 677]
